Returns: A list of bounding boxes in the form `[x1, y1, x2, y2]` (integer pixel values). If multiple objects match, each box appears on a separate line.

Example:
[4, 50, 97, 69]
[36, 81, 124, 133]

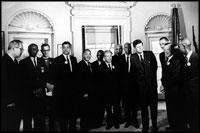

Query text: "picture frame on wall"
[57, 44, 62, 56]
[1, 31, 5, 56]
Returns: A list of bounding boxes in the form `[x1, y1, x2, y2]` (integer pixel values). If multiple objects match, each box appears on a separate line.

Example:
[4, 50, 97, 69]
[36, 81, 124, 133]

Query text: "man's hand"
[33, 88, 43, 97]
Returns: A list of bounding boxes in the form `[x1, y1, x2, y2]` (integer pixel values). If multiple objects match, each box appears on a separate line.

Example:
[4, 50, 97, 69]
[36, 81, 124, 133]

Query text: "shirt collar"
[167, 54, 173, 61]
[125, 54, 131, 58]
[137, 52, 143, 58]
[7, 53, 15, 62]
[186, 50, 193, 61]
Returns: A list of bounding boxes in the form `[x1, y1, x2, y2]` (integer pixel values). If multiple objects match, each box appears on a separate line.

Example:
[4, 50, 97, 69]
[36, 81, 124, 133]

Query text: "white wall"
[2, 2, 72, 57]
[130, 1, 199, 50]
[1, 1, 199, 58]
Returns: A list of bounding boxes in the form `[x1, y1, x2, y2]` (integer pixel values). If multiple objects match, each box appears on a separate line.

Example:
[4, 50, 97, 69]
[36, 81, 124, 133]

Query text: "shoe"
[142, 128, 149, 132]
[105, 125, 112, 130]
[114, 124, 120, 129]
[133, 121, 139, 128]
[152, 126, 158, 132]
[165, 126, 171, 131]
[124, 122, 132, 128]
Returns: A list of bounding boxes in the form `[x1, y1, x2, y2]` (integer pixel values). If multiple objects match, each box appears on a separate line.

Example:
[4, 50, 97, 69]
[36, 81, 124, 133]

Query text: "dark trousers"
[140, 90, 158, 130]
[22, 97, 46, 131]
[91, 94, 105, 127]
[105, 96, 121, 127]
[123, 89, 139, 123]
[165, 90, 188, 131]
[58, 116, 77, 131]
[1, 106, 21, 131]
[45, 96, 56, 131]
[80, 97, 92, 131]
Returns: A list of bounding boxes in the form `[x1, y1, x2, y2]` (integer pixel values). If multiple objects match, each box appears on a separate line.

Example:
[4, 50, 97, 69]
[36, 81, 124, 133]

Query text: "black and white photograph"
[1, 1, 199, 132]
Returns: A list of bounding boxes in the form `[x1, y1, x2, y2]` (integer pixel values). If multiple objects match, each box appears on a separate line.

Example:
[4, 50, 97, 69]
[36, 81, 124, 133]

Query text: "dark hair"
[83, 49, 91, 54]
[41, 43, 50, 50]
[28, 43, 38, 54]
[132, 39, 143, 47]
[97, 50, 104, 54]
[62, 41, 71, 47]
[159, 37, 169, 41]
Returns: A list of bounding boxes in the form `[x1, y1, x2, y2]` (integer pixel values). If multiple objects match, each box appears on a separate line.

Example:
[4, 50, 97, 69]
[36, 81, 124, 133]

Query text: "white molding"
[66, 2, 136, 17]
[7, 9, 54, 33]
[66, 2, 136, 9]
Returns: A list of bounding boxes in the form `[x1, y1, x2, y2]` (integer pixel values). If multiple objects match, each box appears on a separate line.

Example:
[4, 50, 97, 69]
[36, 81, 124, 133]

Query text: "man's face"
[29, 45, 38, 57]
[124, 43, 131, 55]
[97, 51, 104, 61]
[41, 46, 50, 58]
[62, 44, 71, 55]
[159, 39, 168, 50]
[179, 42, 187, 55]
[83, 50, 91, 62]
[15, 43, 23, 58]
[135, 43, 143, 54]
[115, 45, 122, 55]
[104, 52, 112, 63]
[164, 44, 172, 57]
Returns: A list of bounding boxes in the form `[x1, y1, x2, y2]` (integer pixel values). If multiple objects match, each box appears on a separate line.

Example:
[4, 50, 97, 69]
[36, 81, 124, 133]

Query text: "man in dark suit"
[1, 40, 23, 131]
[131, 39, 158, 132]
[179, 38, 199, 131]
[20, 43, 46, 131]
[159, 37, 169, 69]
[51, 41, 78, 131]
[78, 49, 93, 131]
[100, 50, 121, 130]
[112, 44, 123, 124]
[39, 43, 56, 131]
[161, 42, 187, 131]
[91, 50, 105, 128]
[159, 37, 169, 91]
[120, 42, 139, 129]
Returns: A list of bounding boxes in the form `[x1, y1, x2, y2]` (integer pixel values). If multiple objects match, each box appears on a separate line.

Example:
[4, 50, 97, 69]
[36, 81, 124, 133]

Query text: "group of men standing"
[159, 37, 199, 132]
[1, 37, 199, 132]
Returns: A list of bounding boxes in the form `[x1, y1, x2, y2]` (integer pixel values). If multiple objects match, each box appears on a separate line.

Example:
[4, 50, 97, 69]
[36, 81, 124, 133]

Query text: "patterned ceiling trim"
[8, 9, 54, 33]
[145, 13, 171, 32]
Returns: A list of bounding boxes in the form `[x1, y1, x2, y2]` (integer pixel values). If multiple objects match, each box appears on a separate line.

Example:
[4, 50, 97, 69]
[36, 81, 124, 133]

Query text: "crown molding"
[66, 2, 136, 17]
[66, 2, 136, 9]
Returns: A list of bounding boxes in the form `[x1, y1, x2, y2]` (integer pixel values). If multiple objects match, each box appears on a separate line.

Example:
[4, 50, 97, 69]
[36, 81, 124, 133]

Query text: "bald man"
[179, 38, 199, 131]
[161, 43, 188, 131]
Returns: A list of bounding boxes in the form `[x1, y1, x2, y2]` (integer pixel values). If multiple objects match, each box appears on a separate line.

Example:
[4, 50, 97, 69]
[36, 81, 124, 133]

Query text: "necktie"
[34, 58, 37, 67]
[108, 63, 112, 71]
[14, 59, 18, 65]
[88, 62, 92, 72]
[140, 54, 145, 68]
[67, 56, 72, 72]
[127, 56, 129, 72]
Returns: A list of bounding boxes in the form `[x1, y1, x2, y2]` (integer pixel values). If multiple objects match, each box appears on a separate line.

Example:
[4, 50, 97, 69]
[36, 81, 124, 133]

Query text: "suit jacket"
[131, 51, 158, 96]
[100, 61, 118, 103]
[161, 53, 183, 93]
[20, 56, 45, 110]
[52, 54, 78, 99]
[39, 57, 54, 85]
[91, 60, 104, 100]
[1, 54, 21, 109]
[78, 60, 93, 98]
[184, 51, 199, 104]
[159, 52, 165, 69]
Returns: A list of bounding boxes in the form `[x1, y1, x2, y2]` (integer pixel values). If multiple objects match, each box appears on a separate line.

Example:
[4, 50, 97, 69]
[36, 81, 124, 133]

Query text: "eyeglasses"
[15, 47, 24, 51]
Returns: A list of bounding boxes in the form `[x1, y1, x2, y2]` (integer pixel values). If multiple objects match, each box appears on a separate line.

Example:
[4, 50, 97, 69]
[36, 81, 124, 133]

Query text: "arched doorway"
[7, 9, 54, 60]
